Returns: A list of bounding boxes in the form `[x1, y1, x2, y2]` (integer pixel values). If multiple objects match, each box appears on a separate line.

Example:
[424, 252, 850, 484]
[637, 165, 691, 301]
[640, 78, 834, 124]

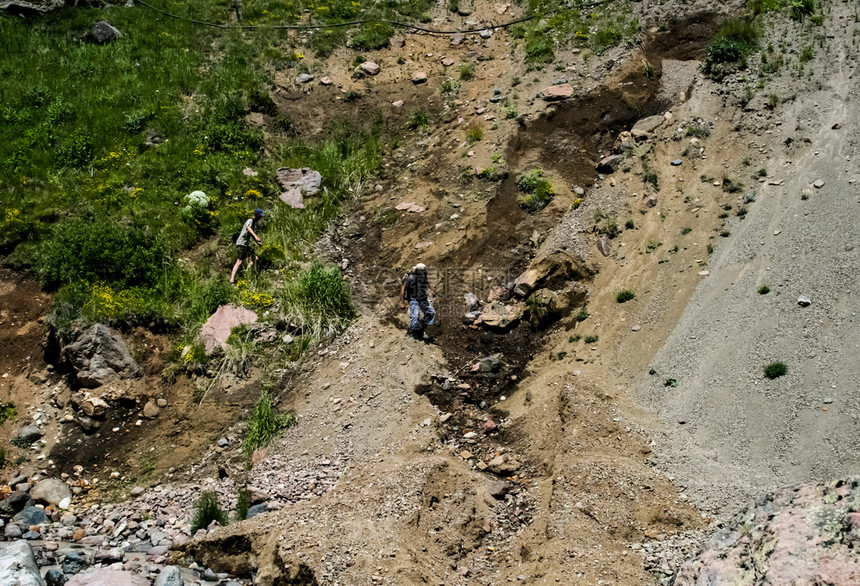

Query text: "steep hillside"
[1, 0, 858, 584]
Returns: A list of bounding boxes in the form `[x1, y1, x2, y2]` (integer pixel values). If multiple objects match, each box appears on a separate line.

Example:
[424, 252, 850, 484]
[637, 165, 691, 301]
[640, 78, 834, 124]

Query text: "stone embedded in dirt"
[480, 302, 524, 330]
[3, 524, 22, 539]
[813, 179, 825, 188]
[450, 33, 464, 46]
[483, 419, 497, 432]
[320, 76, 332, 85]
[81, 394, 108, 418]
[89, 21, 122, 44]
[295, 73, 314, 84]
[45, 569, 65, 586]
[394, 202, 425, 213]
[30, 478, 72, 507]
[411, 71, 428, 84]
[477, 355, 502, 373]
[156, 398, 168, 408]
[464, 293, 480, 310]
[359, 61, 380, 76]
[797, 295, 812, 307]
[486, 454, 520, 475]
[391, 100, 404, 108]
[671, 158, 683, 166]
[744, 192, 757, 203]
[62, 324, 141, 388]
[198, 305, 258, 355]
[66, 568, 149, 586]
[597, 154, 623, 174]
[676, 478, 860, 585]
[442, 58, 455, 67]
[276, 167, 321, 209]
[487, 479, 509, 499]
[1, 491, 30, 516]
[646, 195, 658, 207]
[15, 425, 43, 444]
[143, 400, 160, 419]
[541, 83, 574, 101]
[0, 540, 43, 586]
[479, 29, 493, 39]
[631, 115, 666, 140]
[513, 251, 584, 298]
[487, 286, 509, 302]
[597, 235, 612, 257]
[75, 415, 101, 433]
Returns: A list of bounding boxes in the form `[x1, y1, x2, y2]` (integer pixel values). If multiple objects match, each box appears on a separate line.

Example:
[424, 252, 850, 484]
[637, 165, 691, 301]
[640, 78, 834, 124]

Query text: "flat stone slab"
[276, 167, 321, 209]
[198, 305, 258, 355]
[541, 83, 573, 101]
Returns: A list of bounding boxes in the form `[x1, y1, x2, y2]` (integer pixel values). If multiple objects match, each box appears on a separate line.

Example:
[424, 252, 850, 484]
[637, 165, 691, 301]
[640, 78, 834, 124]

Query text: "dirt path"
[633, 1, 860, 518]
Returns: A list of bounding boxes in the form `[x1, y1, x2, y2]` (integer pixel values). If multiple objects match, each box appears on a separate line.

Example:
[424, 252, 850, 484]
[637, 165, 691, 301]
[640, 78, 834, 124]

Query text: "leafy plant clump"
[764, 362, 788, 379]
[0, 402, 17, 424]
[516, 169, 554, 212]
[236, 485, 251, 521]
[758, 285, 771, 294]
[616, 289, 636, 303]
[190, 491, 229, 533]
[584, 334, 599, 344]
[705, 18, 762, 78]
[242, 391, 298, 462]
[408, 109, 429, 131]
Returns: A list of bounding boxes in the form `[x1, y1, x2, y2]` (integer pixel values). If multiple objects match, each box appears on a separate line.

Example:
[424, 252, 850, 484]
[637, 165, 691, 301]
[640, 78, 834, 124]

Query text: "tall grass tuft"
[190, 491, 228, 533]
[281, 262, 355, 338]
[242, 391, 298, 462]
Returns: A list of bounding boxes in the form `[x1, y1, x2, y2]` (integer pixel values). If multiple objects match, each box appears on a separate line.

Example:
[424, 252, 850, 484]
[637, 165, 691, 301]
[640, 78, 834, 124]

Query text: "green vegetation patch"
[242, 390, 298, 462]
[516, 169, 554, 212]
[191, 491, 229, 533]
[616, 289, 636, 303]
[764, 362, 788, 379]
[705, 18, 762, 78]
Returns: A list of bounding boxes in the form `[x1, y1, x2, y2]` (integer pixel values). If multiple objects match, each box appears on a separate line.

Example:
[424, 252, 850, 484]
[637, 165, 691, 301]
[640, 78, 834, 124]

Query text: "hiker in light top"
[230, 208, 264, 285]
[400, 263, 436, 339]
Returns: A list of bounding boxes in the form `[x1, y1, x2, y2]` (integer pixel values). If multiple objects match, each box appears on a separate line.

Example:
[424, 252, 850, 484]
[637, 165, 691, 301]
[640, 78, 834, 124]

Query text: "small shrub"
[758, 285, 770, 294]
[525, 36, 555, 63]
[766, 94, 779, 110]
[593, 209, 619, 239]
[242, 390, 298, 461]
[681, 226, 692, 235]
[465, 123, 483, 142]
[685, 122, 711, 138]
[569, 334, 582, 343]
[0, 402, 16, 424]
[352, 21, 395, 51]
[408, 109, 429, 131]
[799, 45, 814, 65]
[764, 362, 787, 379]
[284, 261, 355, 334]
[625, 219, 635, 230]
[720, 230, 731, 237]
[477, 167, 505, 181]
[722, 176, 744, 193]
[575, 306, 589, 322]
[616, 289, 636, 303]
[344, 89, 362, 102]
[664, 378, 678, 387]
[458, 63, 475, 81]
[190, 491, 228, 533]
[236, 486, 250, 521]
[791, 0, 814, 20]
[440, 79, 460, 96]
[502, 103, 518, 119]
[515, 169, 554, 212]
[705, 18, 761, 77]
[584, 334, 599, 344]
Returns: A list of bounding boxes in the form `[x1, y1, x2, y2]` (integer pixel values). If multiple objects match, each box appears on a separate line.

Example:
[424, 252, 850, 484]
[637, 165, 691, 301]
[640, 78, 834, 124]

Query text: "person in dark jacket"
[400, 263, 436, 339]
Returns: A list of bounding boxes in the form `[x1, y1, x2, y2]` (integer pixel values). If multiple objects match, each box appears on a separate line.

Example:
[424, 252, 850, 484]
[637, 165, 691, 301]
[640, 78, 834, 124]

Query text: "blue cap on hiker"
[254, 208, 265, 216]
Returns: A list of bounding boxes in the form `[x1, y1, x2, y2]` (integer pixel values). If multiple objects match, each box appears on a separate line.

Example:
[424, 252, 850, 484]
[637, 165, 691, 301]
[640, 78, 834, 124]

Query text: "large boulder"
[66, 568, 149, 586]
[0, 541, 45, 586]
[479, 302, 524, 330]
[89, 21, 122, 44]
[630, 114, 665, 140]
[61, 324, 140, 388]
[0, 0, 63, 12]
[30, 478, 72, 508]
[512, 251, 586, 298]
[675, 478, 860, 585]
[197, 305, 258, 355]
[154, 566, 183, 586]
[0, 490, 30, 515]
[276, 167, 321, 209]
[14, 506, 47, 526]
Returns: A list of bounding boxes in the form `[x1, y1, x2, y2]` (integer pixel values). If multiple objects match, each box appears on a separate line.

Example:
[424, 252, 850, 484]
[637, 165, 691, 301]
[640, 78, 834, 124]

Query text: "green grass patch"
[584, 334, 599, 344]
[764, 362, 787, 379]
[705, 18, 762, 78]
[458, 63, 475, 81]
[758, 285, 770, 294]
[190, 491, 228, 533]
[0, 403, 17, 424]
[242, 390, 298, 462]
[516, 169, 554, 212]
[616, 289, 635, 303]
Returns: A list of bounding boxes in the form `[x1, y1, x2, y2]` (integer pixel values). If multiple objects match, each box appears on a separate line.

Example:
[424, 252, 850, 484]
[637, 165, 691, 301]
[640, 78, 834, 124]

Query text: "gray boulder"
[59, 549, 90, 575]
[62, 324, 140, 387]
[0, 0, 62, 12]
[0, 541, 45, 586]
[1, 490, 30, 515]
[631, 114, 665, 140]
[15, 425, 43, 444]
[89, 21, 122, 44]
[477, 355, 502, 373]
[45, 569, 67, 586]
[30, 478, 72, 507]
[246, 503, 268, 519]
[14, 506, 47, 526]
[154, 566, 183, 586]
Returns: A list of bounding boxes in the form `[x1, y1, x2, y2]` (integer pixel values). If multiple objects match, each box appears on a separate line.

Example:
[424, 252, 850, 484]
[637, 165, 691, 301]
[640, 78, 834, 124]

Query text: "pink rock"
[541, 83, 574, 101]
[276, 167, 321, 209]
[442, 58, 455, 67]
[66, 568, 150, 586]
[392, 100, 404, 108]
[390, 37, 405, 48]
[198, 305, 258, 355]
[360, 61, 380, 75]
[483, 419, 497, 432]
[450, 33, 464, 46]
[597, 235, 611, 257]
[320, 76, 333, 85]
[412, 71, 428, 84]
[394, 202, 425, 213]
